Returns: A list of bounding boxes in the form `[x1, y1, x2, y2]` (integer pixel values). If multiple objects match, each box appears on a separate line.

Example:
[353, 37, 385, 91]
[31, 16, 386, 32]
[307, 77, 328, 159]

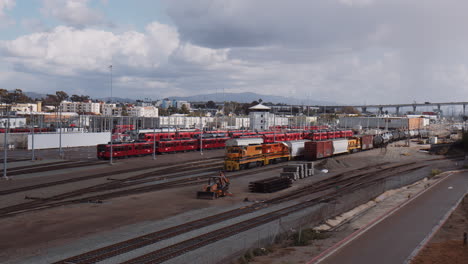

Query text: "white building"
[128, 106, 159, 117]
[249, 103, 272, 131]
[0, 117, 27, 128]
[60, 101, 101, 114]
[101, 104, 122, 116]
[11, 103, 39, 113]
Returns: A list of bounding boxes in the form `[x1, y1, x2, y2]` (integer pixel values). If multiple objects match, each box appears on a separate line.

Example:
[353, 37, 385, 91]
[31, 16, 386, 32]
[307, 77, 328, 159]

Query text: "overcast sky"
[0, 0, 467, 104]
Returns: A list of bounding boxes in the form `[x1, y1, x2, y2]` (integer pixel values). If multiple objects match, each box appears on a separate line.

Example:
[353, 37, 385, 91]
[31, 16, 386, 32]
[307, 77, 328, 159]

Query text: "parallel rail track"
[0, 157, 224, 195]
[54, 161, 427, 264]
[120, 163, 427, 264]
[3, 160, 107, 176]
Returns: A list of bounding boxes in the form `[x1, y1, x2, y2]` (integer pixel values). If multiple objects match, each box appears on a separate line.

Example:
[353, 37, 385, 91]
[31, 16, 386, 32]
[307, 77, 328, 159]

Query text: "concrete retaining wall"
[27, 132, 111, 150]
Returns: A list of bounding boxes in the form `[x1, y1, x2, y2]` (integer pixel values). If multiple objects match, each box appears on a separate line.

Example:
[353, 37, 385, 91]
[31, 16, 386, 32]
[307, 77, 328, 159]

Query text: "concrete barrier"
[0, 133, 28, 149]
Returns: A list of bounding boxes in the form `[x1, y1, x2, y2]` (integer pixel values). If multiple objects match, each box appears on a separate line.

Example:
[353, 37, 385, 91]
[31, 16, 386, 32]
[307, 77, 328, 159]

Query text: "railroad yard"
[0, 124, 465, 264]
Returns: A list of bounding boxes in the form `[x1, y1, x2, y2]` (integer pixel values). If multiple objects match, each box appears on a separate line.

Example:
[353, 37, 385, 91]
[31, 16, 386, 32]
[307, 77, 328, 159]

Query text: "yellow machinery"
[197, 174, 230, 199]
[347, 137, 361, 153]
[224, 143, 290, 171]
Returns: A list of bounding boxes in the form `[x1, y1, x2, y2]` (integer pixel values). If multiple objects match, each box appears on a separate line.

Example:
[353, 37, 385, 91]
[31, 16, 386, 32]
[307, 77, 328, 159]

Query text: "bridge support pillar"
[412, 105, 417, 113]
[463, 104, 466, 116]
[437, 104, 441, 112]
[361, 107, 367, 113]
[378, 107, 383, 115]
[396, 106, 400, 116]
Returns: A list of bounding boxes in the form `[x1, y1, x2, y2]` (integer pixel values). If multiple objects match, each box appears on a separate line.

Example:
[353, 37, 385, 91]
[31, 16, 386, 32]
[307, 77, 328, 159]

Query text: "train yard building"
[338, 116, 427, 130]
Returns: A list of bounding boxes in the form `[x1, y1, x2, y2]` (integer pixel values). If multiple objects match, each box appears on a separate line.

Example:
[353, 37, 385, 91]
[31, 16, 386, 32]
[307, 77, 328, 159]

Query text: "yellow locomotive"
[224, 142, 290, 171]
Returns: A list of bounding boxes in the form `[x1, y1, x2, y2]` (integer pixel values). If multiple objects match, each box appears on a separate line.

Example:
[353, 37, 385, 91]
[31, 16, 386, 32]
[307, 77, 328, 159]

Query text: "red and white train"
[97, 129, 353, 160]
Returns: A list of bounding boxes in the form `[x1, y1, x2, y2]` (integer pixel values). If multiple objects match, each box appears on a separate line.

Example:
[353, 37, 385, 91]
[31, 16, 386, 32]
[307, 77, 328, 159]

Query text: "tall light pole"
[3, 107, 10, 180]
[30, 106, 35, 161]
[152, 117, 156, 160]
[59, 105, 63, 159]
[200, 116, 203, 155]
[109, 65, 114, 165]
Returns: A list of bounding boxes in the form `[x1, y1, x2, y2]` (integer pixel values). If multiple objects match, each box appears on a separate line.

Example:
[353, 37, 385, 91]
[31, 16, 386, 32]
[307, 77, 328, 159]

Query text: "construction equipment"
[197, 174, 231, 200]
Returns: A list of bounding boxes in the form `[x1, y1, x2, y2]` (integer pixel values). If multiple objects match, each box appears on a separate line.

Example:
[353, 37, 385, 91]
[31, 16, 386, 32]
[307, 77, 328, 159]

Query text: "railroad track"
[120, 163, 429, 264]
[0, 158, 31, 163]
[0, 162, 280, 218]
[0, 157, 224, 196]
[53, 161, 427, 264]
[0, 158, 227, 217]
[2, 160, 107, 176]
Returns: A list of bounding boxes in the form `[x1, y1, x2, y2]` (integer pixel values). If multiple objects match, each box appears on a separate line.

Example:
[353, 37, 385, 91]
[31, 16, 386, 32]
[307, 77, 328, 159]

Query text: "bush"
[291, 229, 329, 246]
[430, 169, 442, 177]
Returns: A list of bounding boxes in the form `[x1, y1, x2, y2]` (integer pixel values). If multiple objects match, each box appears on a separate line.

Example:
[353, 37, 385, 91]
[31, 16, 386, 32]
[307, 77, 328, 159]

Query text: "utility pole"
[30, 107, 35, 161]
[109, 65, 113, 165]
[152, 117, 156, 160]
[200, 116, 203, 155]
[59, 106, 63, 159]
[3, 107, 10, 180]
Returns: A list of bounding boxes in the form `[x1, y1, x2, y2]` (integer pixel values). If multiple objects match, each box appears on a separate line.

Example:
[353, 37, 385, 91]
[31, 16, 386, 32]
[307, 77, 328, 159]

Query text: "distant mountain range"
[25, 91, 335, 105]
[168, 92, 336, 105]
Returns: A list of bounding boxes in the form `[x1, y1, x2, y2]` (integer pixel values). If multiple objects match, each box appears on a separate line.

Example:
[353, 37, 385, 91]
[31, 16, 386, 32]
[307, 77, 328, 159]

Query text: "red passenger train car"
[157, 138, 198, 153]
[97, 142, 153, 159]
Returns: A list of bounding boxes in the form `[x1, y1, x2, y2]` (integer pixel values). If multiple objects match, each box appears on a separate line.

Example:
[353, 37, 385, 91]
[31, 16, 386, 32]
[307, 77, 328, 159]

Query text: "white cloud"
[41, 0, 105, 28]
[339, 0, 375, 7]
[3, 1, 468, 103]
[0, 0, 15, 28]
[0, 0, 14, 16]
[0, 22, 231, 79]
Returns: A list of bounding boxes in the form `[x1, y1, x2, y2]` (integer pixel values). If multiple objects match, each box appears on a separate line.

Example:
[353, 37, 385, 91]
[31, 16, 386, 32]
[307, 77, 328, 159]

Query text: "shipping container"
[332, 139, 349, 155]
[304, 141, 333, 160]
[282, 140, 310, 158]
[225, 138, 263, 146]
[360, 135, 374, 150]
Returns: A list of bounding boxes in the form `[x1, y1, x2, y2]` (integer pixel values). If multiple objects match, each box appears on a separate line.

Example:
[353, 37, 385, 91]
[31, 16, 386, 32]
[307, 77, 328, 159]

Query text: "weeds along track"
[0, 157, 224, 195]
[53, 161, 427, 264]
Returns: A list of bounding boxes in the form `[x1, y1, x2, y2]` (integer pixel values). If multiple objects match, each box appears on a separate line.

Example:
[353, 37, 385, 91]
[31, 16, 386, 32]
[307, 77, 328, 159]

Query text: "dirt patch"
[411, 194, 468, 264]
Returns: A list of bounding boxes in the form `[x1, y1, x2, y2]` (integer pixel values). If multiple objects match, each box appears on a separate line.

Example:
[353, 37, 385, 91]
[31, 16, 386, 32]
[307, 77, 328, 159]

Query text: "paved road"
[320, 171, 468, 264]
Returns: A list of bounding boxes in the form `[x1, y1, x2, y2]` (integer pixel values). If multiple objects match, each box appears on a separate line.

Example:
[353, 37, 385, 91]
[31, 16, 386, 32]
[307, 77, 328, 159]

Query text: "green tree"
[180, 104, 190, 114]
[70, 94, 91, 102]
[206, 100, 217, 109]
[158, 107, 169, 116]
[340, 106, 360, 115]
[55, 91, 69, 102]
